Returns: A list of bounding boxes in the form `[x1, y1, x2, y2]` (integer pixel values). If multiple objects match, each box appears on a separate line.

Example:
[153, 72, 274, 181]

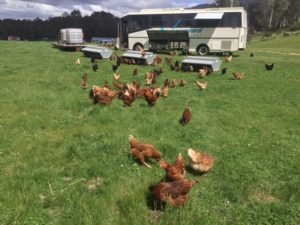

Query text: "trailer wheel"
[133, 43, 144, 51]
[197, 45, 209, 56]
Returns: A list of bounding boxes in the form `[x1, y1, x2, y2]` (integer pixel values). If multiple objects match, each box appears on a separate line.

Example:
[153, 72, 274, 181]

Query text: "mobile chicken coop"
[81, 45, 113, 59]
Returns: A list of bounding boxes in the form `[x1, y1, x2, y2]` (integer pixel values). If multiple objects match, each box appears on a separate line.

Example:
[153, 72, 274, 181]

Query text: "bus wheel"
[133, 43, 144, 51]
[197, 45, 209, 56]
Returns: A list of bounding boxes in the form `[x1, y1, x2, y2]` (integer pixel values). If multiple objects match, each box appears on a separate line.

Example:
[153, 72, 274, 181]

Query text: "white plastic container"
[60, 28, 83, 44]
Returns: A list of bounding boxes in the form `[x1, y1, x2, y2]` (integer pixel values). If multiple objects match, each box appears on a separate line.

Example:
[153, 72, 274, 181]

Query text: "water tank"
[60, 28, 83, 44]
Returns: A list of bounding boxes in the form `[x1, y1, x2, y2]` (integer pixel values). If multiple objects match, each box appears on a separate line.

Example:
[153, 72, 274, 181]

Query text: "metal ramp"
[121, 50, 156, 65]
[181, 56, 222, 72]
[81, 45, 112, 59]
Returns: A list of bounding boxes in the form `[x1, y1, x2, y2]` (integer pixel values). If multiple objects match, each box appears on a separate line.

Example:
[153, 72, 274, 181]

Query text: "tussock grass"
[0, 38, 299, 225]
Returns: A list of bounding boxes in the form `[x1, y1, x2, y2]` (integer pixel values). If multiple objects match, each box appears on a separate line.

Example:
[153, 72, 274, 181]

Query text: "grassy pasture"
[250, 32, 300, 54]
[0, 36, 299, 225]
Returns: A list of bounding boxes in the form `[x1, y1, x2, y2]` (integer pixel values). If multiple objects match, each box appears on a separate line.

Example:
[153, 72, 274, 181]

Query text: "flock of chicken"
[76, 50, 274, 208]
[80, 51, 276, 108]
[128, 135, 215, 207]
[81, 54, 218, 108]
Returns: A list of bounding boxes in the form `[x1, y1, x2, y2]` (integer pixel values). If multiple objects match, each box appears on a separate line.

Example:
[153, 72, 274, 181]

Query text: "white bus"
[117, 7, 247, 55]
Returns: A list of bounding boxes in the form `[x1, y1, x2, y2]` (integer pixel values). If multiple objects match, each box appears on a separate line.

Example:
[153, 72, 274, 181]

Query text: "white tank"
[60, 28, 83, 44]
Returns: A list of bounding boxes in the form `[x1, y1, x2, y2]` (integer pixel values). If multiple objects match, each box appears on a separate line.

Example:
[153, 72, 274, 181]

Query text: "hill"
[188, 3, 217, 9]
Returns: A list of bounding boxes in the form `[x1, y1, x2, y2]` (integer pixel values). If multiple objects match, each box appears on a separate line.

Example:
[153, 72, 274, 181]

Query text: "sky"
[0, 0, 215, 20]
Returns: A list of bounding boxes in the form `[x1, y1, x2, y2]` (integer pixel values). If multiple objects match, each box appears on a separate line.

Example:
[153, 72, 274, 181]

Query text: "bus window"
[220, 12, 241, 27]
[193, 19, 220, 28]
[172, 14, 195, 27]
[192, 12, 241, 28]
[151, 14, 173, 27]
[128, 15, 150, 33]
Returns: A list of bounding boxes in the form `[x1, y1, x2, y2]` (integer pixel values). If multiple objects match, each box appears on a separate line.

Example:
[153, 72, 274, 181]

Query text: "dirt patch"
[148, 210, 164, 222]
[249, 191, 280, 203]
[252, 49, 300, 56]
[86, 177, 104, 191]
[47, 207, 61, 217]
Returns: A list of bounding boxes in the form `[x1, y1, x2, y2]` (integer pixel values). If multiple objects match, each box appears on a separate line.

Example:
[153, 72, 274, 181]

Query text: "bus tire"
[133, 43, 144, 51]
[197, 45, 209, 56]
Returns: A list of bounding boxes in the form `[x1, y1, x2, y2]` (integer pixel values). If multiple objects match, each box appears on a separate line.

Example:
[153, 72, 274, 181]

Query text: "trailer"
[52, 42, 86, 51]
[53, 28, 86, 51]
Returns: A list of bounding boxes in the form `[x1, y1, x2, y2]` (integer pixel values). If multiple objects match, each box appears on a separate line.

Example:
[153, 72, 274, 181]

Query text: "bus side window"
[221, 12, 241, 28]
[193, 19, 219, 28]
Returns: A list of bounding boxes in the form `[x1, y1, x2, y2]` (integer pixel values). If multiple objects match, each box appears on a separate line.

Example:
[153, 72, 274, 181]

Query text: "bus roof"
[123, 7, 246, 17]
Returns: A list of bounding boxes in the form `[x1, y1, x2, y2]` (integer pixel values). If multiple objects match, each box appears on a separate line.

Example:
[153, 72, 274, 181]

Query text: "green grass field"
[0, 35, 299, 225]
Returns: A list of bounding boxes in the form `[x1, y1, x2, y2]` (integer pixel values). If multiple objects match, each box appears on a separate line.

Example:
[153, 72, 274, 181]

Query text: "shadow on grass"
[146, 187, 167, 211]
[139, 103, 149, 107]
[185, 166, 206, 177]
[178, 118, 184, 126]
[214, 52, 240, 58]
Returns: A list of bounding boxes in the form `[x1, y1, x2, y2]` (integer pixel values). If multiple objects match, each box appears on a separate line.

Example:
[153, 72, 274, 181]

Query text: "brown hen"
[161, 86, 169, 97]
[81, 73, 88, 89]
[181, 108, 191, 125]
[196, 80, 208, 91]
[144, 88, 160, 106]
[129, 135, 161, 168]
[121, 90, 136, 106]
[180, 79, 187, 87]
[188, 148, 215, 173]
[232, 72, 244, 80]
[172, 79, 178, 88]
[149, 179, 198, 206]
[160, 153, 186, 181]
[224, 55, 232, 62]
[90, 85, 116, 105]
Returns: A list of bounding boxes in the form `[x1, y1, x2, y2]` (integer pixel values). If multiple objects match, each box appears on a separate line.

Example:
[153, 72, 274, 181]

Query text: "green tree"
[70, 10, 82, 17]
[288, 0, 300, 25]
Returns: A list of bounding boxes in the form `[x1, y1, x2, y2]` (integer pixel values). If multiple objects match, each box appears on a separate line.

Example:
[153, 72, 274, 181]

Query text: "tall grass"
[0, 38, 299, 225]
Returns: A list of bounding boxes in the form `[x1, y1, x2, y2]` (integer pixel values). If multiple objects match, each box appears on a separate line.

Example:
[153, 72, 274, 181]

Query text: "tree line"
[0, 0, 299, 41]
[0, 10, 118, 41]
[215, 0, 300, 31]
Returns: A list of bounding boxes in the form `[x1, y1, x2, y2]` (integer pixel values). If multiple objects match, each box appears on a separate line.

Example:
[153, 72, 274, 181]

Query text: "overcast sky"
[0, 0, 215, 20]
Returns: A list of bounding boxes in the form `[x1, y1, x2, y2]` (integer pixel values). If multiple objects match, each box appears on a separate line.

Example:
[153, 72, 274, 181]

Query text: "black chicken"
[181, 64, 190, 72]
[133, 68, 138, 76]
[265, 63, 274, 71]
[112, 64, 119, 72]
[221, 68, 227, 75]
[174, 60, 180, 71]
[116, 56, 122, 66]
[170, 64, 175, 71]
[92, 62, 98, 72]
[250, 53, 254, 57]
[164, 78, 170, 87]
